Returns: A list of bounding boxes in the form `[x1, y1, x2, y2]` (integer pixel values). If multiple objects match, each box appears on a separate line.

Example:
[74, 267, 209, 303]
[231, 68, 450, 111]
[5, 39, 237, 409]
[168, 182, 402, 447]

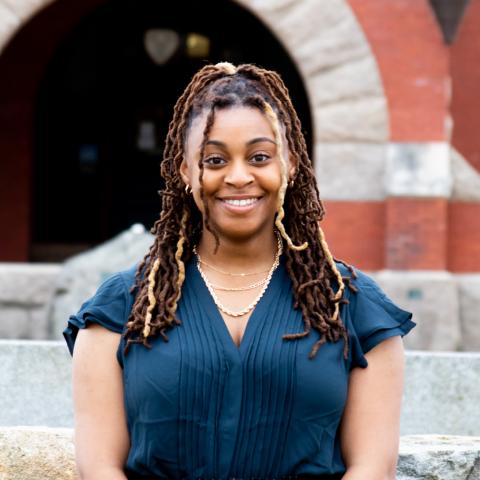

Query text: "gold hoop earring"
[185, 184, 192, 195]
[289, 179, 294, 188]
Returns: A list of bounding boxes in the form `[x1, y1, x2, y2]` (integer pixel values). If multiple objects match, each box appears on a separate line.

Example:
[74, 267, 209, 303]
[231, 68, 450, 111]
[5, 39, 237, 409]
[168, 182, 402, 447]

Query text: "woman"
[63, 62, 415, 480]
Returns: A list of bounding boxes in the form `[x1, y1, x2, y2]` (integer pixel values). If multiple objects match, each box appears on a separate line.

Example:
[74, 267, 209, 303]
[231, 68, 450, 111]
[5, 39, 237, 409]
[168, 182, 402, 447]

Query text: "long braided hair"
[123, 62, 358, 360]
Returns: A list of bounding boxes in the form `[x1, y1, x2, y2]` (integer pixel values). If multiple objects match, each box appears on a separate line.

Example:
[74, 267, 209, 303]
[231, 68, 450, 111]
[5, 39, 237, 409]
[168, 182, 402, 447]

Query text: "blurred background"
[0, 0, 479, 349]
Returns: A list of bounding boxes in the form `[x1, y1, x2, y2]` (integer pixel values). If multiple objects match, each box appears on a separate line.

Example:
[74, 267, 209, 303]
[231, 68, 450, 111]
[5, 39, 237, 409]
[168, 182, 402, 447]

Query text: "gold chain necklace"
[193, 249, 270, 277]
[195, 233, 283, 317]
[209, 277, 267, 291]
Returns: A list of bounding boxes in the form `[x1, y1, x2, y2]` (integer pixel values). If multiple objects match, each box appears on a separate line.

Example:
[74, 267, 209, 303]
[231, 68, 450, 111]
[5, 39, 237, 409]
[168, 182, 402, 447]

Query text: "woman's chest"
[122, 301, 350, 428]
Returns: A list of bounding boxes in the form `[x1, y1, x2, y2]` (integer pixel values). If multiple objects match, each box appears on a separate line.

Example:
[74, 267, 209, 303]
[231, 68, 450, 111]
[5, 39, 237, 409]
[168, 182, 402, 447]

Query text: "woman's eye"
[251, 153, 270, 164]
[204, 156, 226, 166]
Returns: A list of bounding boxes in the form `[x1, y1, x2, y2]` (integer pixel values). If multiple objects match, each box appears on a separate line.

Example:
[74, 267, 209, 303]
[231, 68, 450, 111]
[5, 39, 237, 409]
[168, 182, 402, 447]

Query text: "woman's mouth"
[218, 196, 262, 212]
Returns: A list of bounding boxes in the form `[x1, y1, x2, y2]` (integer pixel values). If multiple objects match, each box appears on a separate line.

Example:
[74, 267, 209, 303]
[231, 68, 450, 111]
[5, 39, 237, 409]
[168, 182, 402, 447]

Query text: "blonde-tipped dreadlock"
[263, 102, 308, 252]
[215, 61, 237, 75]
[143, 257, 160, 338]
[317, 224, 345, 322]
[168, 209, 189, 319]
[123, 62, 358, 360]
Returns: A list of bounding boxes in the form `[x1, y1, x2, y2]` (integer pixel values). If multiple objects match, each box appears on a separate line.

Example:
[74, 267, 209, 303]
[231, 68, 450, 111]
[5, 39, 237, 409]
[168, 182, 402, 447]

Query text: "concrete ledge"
[0, 340, 72, 427]
[369, 270, 462, 351]
[0, 263, 61, 340]
[1, 340, 480, 438]
[0, 427, 478, 479]
[398, 435, 480, 480]
[0, 263, 60, 305]
[401, 351, 480, 436]
[0, 426, 76, 480]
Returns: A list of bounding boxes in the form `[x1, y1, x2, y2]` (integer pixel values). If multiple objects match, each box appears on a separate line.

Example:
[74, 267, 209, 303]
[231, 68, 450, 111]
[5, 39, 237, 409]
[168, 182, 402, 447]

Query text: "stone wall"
[369, 267, 480, 352]
[0, 263, 60, 340]
[0, 427, 76, 480]
[2, 340, 479, 437]
[2, 262, 479, 351]
[398, 435, 480, 480]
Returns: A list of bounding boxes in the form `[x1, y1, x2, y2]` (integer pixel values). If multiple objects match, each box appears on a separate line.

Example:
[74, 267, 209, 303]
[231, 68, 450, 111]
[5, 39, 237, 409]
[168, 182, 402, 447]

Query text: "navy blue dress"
[63, 256, 415, 479]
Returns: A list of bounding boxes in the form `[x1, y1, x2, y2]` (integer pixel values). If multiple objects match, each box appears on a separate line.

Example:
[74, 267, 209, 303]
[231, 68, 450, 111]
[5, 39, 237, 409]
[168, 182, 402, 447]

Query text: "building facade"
[0, 0, 479, 272]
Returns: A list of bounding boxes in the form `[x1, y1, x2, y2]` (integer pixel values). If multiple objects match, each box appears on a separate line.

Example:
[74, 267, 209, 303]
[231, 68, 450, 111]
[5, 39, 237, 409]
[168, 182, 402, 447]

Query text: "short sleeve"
[62, 271, 132, 359]
[344, 268, 416, 370]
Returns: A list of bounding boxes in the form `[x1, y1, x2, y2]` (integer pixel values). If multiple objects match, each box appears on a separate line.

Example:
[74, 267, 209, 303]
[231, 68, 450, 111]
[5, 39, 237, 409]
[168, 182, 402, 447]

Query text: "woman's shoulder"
[63, 263, 140, 356]
[111, 263, 139, 291]
[333, 260, 416, 369]
[86, 263, 139, 309]
[334, 260, 393, 302]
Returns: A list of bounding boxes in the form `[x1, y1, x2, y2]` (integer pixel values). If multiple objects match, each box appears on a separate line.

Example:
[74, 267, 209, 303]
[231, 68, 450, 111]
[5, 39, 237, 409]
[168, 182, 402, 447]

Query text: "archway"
[0, 0, 312, 261]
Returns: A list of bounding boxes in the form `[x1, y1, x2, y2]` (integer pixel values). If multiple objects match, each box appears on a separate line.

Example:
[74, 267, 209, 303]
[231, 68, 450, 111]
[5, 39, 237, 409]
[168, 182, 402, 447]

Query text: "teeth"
[223, 198, 258, 206]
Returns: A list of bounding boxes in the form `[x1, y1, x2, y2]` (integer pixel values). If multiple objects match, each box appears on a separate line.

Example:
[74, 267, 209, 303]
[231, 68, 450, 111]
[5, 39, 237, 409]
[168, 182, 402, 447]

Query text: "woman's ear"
[179, 159, 191, 186]
[288, 151, 298, 180]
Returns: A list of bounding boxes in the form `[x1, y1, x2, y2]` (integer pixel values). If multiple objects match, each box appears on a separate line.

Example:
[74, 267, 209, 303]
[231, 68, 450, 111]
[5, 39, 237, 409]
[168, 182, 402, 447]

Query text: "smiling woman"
[180, 107, 291, 245]
[63, 62, 415, 480]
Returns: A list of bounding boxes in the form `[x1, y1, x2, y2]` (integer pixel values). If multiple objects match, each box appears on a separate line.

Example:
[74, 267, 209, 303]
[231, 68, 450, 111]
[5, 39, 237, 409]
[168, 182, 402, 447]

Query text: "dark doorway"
[32, 0, 312, 261]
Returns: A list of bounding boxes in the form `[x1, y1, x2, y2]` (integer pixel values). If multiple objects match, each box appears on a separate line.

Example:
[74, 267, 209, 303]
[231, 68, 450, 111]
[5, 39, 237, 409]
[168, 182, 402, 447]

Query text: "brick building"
[1, 0, 479, 272]
[1, 0, 480, 348]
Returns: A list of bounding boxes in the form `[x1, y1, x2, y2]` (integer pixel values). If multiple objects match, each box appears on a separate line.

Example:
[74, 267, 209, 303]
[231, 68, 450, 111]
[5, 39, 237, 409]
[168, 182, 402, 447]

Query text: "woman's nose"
[224, 160, 254, 187]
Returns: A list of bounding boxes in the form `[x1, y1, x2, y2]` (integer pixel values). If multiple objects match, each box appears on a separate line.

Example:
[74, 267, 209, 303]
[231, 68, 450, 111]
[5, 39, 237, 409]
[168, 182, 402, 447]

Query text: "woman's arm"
[72, 323, 130, 480]
[340, 335, 405, 480]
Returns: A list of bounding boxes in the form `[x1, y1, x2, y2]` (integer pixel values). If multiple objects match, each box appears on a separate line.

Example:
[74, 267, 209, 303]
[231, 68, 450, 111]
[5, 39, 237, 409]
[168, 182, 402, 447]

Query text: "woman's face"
[180, 106, 295, 242]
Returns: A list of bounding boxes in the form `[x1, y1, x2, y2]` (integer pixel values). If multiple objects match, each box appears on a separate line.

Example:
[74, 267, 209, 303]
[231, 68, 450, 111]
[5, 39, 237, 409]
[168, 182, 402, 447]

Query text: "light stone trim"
[451, 146, 480, 201]
[0, 3, 20, 54]
[386, 142, 453, 198]
[455, 274, 480, 351]
[233, 0, 389, 143]
[314, 142, 480, 201]
[314, 142, 387, 200]
[0, 0, 56, 54]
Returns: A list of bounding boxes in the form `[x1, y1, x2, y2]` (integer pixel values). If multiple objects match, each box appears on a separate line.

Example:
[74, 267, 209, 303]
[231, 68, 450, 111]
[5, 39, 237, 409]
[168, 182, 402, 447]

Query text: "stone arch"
[0, 0, 390, 265]
[0, 0, 389, 193]
[0, 0, 314, 261]
[235, 0, 389, 202]
[0, 0, 56, 54]
[235, 0, 389, 143]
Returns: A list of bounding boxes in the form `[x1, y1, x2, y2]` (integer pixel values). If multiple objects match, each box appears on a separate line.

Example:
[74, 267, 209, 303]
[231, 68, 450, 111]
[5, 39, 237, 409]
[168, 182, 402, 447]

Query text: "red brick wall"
[321, 201, 385, 271]
[0, 101, 32, 261]
[321, 198, 480, 272]
[348, 0, 449, 141]
[451, 0, 480, 173]
[385, 197, 448, 270]
[347, 0, 480, 273]
[448, 202, 480, 271]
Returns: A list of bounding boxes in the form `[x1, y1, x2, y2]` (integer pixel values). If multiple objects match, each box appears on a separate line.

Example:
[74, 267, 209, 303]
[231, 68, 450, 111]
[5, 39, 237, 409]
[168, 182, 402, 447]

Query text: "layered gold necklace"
[193, 233, 283, 317]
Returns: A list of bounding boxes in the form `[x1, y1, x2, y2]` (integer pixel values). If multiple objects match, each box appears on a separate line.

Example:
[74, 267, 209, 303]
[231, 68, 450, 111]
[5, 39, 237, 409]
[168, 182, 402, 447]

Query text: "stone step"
[0, 427, 479, 480]
[0, 340, 479, 437]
